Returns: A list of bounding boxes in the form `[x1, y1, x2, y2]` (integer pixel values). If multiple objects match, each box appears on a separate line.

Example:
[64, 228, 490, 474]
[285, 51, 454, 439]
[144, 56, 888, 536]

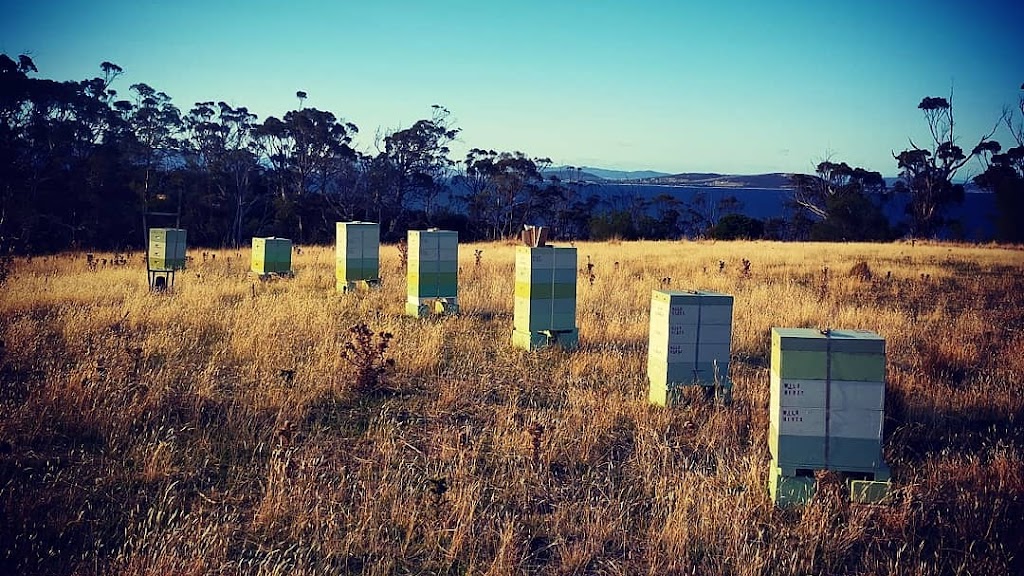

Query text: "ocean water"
[570, 183, 997, 240]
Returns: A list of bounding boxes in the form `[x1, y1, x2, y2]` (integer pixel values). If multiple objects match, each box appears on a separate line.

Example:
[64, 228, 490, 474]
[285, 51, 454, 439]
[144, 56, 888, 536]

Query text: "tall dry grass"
[0, 240, 1022, 574]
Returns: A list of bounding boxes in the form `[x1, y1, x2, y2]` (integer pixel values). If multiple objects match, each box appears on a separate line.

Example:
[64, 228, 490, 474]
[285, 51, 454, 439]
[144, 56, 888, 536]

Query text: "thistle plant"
[342, 323, 395, 394]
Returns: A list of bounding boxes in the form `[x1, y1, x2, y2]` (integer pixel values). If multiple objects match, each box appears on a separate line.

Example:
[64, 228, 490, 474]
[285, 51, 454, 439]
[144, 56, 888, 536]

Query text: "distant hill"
[644, 172, 795, 189]
[546, 166, 796, 187]
[577, 166, 671, 180]
[543, 167, 606, 181]
[545, 167, 992, 193]
[547, 166, 674, 181]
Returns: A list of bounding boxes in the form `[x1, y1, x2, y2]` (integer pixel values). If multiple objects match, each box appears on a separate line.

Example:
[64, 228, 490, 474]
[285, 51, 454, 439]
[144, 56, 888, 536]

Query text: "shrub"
[708, 214, 765, 240]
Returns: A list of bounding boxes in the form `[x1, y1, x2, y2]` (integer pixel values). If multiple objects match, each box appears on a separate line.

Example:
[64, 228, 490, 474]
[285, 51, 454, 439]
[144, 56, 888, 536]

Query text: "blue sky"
[3, 1, 1022, 176]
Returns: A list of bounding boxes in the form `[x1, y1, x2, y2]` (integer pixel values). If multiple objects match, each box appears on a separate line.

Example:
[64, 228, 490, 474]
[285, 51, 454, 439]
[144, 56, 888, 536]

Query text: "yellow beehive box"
[512, 245, 577, 340]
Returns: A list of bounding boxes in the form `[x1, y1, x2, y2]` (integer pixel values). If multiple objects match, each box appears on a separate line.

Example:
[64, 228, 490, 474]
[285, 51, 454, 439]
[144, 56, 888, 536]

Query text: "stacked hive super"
[146, 227, 187, 290]
[148, 228, 187, 271]
[648, 290, 733, 406]
[512, 245, 578, 350]
[769, 328, 890, 506]
[406, 229, 459, 317]
[335, 222, 380, 292]
[251, 237, 292, 275]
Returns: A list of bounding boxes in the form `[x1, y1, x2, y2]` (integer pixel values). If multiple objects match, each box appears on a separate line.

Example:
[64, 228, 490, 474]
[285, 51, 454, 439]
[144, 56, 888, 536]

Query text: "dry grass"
[1, 239, 1022, 575]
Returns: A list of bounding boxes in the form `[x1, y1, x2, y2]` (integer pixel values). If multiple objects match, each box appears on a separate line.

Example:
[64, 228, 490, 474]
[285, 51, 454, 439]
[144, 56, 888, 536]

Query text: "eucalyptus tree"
[252, 103, 358, 240]
[973, 83, 1024, 243]
[254, 106, 358, 198]
[1, 55, 134, 250]
[650, 193, 684, 238]
[893, 93, 999, 237]
[790, 160, 890, 241]
[0, 54, 37, 250]
[185, 101, 262, 246]
[370, 105, 460, 236]
[549, 169, 599, 240]
[119, 82, 183, 243]
[460, 149, 549, 239]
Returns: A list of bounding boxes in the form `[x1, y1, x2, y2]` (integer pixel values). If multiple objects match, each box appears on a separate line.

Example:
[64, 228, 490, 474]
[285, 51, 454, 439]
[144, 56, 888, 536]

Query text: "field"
[1, 239, 1023, 575]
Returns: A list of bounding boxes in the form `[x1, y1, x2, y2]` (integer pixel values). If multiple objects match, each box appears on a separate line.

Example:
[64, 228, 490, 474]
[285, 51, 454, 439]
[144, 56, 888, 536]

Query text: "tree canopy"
[789, 161, 892, 241]
[892, 92, 998, 237]
[0, 54, 1016, 253]
[973, 83, 1024, 243]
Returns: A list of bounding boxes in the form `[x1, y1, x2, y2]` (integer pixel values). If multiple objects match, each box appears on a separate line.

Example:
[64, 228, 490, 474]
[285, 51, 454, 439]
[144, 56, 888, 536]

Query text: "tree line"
[1, 54, 1021, 254]
[787, 89, 1024, 243]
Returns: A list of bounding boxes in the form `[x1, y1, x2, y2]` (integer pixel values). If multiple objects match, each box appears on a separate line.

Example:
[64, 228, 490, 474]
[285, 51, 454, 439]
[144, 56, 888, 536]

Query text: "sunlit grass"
[1, 239, 1022, 574]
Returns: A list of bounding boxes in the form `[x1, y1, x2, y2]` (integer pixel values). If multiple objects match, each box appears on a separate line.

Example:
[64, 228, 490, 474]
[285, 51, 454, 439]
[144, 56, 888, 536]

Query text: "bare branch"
[948, 84, 955, 149]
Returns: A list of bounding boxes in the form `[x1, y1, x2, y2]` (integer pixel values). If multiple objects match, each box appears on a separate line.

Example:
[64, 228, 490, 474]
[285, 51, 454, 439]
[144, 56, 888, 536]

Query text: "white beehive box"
[647, 290, 733, 406]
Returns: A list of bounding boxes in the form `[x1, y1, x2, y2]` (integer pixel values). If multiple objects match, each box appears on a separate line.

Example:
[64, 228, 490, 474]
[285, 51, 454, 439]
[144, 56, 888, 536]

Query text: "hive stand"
[147, 228, 186, 291]
[647, 290, 734, 406]
[336, 222, 380, 293]
[405, 229, 459, 318]
[768, 328, 892, 506]
[251, 237, 294, 279]
[147, 268, 176, 291]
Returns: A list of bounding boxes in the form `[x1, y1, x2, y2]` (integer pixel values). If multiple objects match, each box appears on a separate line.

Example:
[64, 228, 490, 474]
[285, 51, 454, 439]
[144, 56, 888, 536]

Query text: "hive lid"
[772, 328, 884, 353]
[652, 289, 733, 306]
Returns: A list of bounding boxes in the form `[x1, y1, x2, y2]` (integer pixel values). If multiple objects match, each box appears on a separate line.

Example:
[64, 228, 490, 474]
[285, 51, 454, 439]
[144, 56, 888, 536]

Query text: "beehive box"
[251, 237, 292, 275]
[647, 290, 733, 406]
[406, 229, 458, 316]
[769, 328, 886, 472]
[512, 245, 577, 350]
[335, 222, 380, 289]
[148, 228, 187, 271]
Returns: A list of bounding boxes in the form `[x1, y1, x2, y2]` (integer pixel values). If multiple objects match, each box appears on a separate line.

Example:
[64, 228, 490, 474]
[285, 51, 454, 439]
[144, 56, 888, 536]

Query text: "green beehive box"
[148, 228, 187, 271]
[251, 237, 292, 274]
[409, 257, 438, 275]
[769, 327, 888, 474]
[769, 376, 885, 411]
[649, 290, 733, 325]
[768, 400, 828, 467]
[549, 299, 576, 331]
[771, 328, 885, 380]
[648, 358, 729, 388]
[850, 478, 891, 504]
[336, 222, 380, 286]
[769, 424, 827, 468]
[512, 246, 577, 343]
[407, 272, 459, 298]
[649, 360, 729, 406]
[406, 230, 458, 304]
[829, 437, 886, 470]
[514, 296, 551, 332]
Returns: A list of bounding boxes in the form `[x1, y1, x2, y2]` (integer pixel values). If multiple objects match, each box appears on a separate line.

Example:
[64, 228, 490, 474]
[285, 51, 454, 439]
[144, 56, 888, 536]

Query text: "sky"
[3, 1, 1022, 176]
